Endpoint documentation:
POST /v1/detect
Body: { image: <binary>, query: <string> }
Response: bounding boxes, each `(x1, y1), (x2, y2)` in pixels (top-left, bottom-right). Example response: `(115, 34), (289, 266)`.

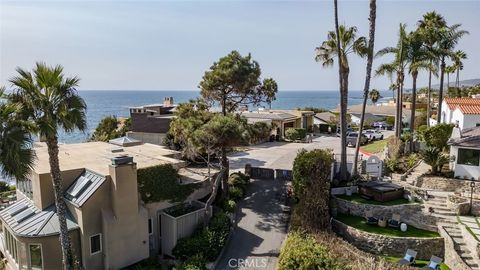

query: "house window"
(476, 123), (480, 127)
(29, 244), (42, 270)
(148, 219), (153, 235)
(4, 229), (19, 263)
(90, 234), (102, 255)
(458, 148), (480, 166)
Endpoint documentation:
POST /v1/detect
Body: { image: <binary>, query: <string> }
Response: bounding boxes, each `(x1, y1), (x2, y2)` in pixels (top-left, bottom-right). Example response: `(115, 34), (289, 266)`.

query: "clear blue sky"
(1, 0), (478, 91)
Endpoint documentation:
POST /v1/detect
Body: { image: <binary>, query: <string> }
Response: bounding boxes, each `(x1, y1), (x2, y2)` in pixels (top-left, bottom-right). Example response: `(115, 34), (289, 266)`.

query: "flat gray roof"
(240, 112), (297, 121)
(0, 198), (79, 237)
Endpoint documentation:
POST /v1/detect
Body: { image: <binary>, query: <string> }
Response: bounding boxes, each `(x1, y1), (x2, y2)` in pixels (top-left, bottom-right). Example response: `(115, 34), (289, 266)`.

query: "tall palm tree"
(0, 87), (34, 180)
(405, 30), (435, 151)
(445, 65), (456, 88)
(417, 11), (446, 126)
(435, 24), (468, 123)
(452, 50), (467, 88)
(10, 63), (86, 270)
(315, 20), (367, 180)
(352, 0), (377, 176)
(369, 89), (381, 105)
(376, 24), (408, 138)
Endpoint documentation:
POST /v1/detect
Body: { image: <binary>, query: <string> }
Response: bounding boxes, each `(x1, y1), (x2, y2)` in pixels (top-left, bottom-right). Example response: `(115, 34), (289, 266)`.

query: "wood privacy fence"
(244, 164), (292, 180)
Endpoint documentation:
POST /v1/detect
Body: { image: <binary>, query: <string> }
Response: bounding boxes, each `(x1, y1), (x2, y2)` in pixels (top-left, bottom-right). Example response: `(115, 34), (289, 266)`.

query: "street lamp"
(470, 181), (476, 215)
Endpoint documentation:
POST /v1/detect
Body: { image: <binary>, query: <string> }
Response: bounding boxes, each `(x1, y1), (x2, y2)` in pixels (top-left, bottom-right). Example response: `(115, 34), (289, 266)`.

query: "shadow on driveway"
(215, 179), (289, 270)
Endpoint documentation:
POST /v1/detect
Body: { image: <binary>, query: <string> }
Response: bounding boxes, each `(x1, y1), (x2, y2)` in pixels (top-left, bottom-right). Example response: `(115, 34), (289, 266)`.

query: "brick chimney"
(164, 97), (174, 107)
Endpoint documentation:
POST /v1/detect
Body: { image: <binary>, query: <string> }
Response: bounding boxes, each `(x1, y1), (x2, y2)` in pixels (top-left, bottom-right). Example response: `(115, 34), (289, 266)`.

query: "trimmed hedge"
(285, 128), (307, 141)
(277, 231), (342, 270)
(137, 164), (200, 203)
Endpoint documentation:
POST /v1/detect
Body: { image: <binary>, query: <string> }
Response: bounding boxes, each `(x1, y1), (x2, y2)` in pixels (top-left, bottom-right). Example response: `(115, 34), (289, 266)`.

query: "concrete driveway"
(229, 134), (343, 171)
(214, 178), (288, 270)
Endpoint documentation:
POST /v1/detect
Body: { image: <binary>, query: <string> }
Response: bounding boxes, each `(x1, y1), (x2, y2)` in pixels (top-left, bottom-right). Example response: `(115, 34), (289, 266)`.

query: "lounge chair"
(388, 213), (401, 229)
(397, 249), (417, 266)
(365, 210), (378, 225)
(421, 256), (443, 270)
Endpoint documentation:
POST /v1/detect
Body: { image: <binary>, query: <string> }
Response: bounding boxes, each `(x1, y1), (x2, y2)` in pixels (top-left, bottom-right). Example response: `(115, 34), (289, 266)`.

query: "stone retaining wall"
(416, 176), (480, 194)
(447, 195), (480, 216)
(438, 226), (471, 270)
(332, 219), (444, 260)
(333, 196), (437, 231)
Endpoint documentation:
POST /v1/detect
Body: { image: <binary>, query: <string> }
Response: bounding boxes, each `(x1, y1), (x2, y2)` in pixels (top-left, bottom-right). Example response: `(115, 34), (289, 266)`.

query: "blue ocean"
(58, 90), (392, 143)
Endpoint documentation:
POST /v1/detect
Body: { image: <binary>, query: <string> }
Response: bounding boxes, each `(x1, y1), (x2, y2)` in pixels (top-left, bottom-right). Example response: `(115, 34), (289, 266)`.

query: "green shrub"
(385, 116), (395, 126)
(172, 213), (231, 263)
(223, 200), (237, 213)
(406, 153), (418, 169)
(228, 187), (243, 201)
(227, 172), (250, 192)
(385, 158), (398, 173)
(285, 128), (307, 141)
(176, 254), (207, 270)
(420, 123), (454, 150)
(208, 213), (231, 234)
(420, 147), (449, 175)
(137, 164), (200, 203)
(277, 231), (342, 270)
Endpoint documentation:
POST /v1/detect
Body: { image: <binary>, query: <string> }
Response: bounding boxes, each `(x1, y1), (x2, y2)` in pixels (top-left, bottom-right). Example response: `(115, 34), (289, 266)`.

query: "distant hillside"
(431, 78), (480, 89)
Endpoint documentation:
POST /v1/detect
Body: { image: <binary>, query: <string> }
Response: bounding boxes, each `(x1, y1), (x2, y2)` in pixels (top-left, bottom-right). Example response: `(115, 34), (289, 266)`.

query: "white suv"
(362, 129), (383, 141)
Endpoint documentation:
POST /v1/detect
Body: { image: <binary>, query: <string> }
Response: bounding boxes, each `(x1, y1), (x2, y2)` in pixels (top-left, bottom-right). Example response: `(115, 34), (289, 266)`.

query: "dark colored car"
(346, 132), (368, 147)
(336, 127), (353, 137)
(373, 121), (392, 130)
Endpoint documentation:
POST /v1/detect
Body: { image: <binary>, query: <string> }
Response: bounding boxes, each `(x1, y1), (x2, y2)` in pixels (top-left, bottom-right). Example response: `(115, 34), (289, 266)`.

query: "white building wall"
(441, 101), (452, 124)
(451, 109), (465, 129)
(450, 146), (480, 180)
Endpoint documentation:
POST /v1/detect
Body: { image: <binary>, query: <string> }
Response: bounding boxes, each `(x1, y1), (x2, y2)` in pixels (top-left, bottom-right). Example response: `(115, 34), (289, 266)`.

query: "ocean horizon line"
(77, 89), (373, 92)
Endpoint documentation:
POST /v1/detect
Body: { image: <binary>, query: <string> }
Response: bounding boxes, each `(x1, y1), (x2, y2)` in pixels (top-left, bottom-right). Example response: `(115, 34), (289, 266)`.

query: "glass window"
(29, 244), (42, 270)
(458, 148), (480, 166)
(148, 219), (152, 235)
(90, 234), (102, 255)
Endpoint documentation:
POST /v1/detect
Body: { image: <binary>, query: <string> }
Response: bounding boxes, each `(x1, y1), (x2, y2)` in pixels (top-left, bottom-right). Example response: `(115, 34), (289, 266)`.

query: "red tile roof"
(457, 105), (480, 114)
(445, 97), (480, 108)
(444, 98), (480, 115)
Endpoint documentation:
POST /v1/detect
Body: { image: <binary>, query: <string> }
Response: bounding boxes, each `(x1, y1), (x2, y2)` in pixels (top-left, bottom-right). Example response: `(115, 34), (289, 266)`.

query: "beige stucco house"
(240, 109), (314, 137)
(0, 142), (212, 270)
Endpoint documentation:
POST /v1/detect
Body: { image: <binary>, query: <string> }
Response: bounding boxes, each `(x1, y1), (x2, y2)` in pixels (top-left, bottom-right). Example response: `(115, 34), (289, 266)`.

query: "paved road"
(215, 179), (289, 270)
(229, 132), (394, 172)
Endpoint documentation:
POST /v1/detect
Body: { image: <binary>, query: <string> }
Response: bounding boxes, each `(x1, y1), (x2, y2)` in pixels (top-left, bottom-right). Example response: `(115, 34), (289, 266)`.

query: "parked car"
(336, 127), (353, 137)
(346, 132), (368, 147)
(373, 121), (392, 130)
(363, 129), (384, 141)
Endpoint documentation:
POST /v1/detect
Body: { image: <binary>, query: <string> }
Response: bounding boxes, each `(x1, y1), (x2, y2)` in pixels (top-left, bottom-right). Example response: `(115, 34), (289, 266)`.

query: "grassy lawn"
(336, 193), (412, 206)
(384, 256), (451, 270)
(335, 213), (440, 238)
(361, 139), (387, 154)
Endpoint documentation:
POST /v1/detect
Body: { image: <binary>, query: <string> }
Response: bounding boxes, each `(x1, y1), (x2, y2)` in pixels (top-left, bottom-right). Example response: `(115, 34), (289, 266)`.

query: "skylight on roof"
(8, 203), (28, 216)
(67, 176), (92, 198)
(14, 208), (34, 223)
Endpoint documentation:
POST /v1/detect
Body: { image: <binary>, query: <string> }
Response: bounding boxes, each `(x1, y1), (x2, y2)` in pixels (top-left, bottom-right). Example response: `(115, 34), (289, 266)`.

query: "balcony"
(0, 191), (17, 210)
